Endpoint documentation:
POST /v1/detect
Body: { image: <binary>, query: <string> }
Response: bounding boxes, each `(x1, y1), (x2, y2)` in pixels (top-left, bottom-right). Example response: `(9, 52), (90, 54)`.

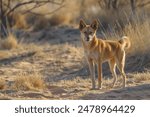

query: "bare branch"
(23, 4), (65, 16)
(2, 2), (11, 13)
(43, 4), (65, 15)
(136, 1), (150, 8)
(22, 2), (46, 14)
(6, 0), (65, 16)
(7, 0), (11, 8)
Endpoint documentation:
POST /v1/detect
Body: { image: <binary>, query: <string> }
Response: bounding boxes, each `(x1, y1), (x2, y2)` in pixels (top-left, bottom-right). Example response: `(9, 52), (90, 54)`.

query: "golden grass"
(0, 79), (6, 90)
(12, 13), (28, 29)
(48, 0), (81, 26)
(49, 14), (71, 26)
(0, 33), (18, 50)
(123, 19), (150, 54)
(0, 50), (11, 59)
(13, 73), (45, 91)
(101, 15), (150, 56)
(133, 72), (150, 83)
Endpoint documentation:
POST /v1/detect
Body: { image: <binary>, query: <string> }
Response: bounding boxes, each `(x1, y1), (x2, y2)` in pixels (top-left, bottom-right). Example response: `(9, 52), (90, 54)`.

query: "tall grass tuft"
(0, 33), (18, 50)
(13, 73), (45, 91)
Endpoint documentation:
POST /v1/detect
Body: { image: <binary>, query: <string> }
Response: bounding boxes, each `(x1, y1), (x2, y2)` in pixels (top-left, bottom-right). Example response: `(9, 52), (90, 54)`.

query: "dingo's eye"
(89, 32), (92, 34)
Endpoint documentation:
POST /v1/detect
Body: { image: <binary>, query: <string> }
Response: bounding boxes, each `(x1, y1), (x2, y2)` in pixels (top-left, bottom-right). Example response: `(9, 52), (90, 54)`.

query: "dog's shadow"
(79, 84), (150, 100)
(0, 51), (36, 65)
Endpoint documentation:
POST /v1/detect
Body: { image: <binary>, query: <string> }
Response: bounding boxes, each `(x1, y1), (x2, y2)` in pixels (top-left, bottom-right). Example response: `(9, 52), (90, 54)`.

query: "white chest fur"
(84, 50), (99, 63)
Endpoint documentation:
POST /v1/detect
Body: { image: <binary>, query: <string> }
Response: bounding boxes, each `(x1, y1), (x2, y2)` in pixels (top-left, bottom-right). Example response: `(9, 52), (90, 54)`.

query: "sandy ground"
(0, 26), (150, 100)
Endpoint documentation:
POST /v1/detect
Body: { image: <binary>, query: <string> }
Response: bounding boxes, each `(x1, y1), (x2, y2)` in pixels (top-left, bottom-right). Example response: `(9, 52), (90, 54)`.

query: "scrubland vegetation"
(0, 0), (150, 99)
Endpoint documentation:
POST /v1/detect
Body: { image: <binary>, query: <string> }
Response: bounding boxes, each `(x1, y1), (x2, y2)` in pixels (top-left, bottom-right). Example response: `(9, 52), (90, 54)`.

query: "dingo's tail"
(118, 36), (131, 50)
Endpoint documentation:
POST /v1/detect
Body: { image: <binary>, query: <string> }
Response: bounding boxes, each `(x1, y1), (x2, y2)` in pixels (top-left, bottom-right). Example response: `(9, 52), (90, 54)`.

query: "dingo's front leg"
(88, 59), (96, 90)
(98, 61), (102, 89)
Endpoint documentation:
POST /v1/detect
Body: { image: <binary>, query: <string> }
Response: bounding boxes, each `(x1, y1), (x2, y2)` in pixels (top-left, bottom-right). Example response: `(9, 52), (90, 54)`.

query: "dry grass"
(12, 13), (29, 29)
(101, 14), (150, 55)
(123, 18), (150, 54)
(49, 14), (72, 26)
(0, 33), (18, 50)
(33, 16), (50, 31)
(48, 0), (82, 26)
(0, 50), (11, 59)
(132, 72), (150, 83)
(5, 0), (150, 29)
(13, 73), (45, 91)
(0, 79), (6, 90)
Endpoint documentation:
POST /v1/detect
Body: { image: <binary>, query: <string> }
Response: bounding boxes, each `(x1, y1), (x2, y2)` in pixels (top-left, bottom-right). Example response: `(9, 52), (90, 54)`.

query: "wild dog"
(79, 19), (131, 89)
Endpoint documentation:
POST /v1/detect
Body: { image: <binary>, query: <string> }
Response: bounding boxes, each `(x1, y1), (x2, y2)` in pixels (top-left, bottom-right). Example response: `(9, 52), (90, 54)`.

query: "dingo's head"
(79, 19), (99, 42)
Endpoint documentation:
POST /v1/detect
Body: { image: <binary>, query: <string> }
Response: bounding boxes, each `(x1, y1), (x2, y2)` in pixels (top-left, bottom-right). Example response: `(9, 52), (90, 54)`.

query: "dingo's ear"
(90, 19), (99, 30)
(79, 19), (86, 31)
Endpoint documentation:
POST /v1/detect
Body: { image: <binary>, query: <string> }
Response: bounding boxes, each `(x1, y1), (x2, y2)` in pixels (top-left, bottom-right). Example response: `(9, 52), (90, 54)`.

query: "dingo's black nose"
(87, 37), (90, 41)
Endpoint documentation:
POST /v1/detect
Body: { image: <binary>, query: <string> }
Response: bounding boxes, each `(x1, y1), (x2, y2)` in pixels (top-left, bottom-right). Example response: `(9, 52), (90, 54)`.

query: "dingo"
(79, 19), (131, 89)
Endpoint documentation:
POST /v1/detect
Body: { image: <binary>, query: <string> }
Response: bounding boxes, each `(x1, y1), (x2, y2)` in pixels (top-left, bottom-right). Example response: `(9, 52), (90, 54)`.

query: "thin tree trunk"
(80, 0), (85, 17)
(130, 0), (136, 15)
(0, 0), (8, 37)
(112, 0), (118, 10)
(0, 0), (3, 38)
(108, 0), (111, 9)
